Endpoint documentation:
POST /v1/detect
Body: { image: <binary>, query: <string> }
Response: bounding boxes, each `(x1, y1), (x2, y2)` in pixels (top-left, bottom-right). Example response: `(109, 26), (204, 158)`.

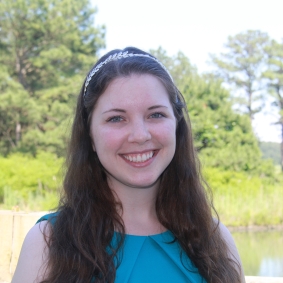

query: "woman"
(12, 47), (245, 283)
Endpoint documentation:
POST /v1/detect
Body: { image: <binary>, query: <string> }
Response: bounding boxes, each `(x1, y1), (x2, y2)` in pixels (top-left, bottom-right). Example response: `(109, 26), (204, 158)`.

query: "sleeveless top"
(37, 213), (206, 283)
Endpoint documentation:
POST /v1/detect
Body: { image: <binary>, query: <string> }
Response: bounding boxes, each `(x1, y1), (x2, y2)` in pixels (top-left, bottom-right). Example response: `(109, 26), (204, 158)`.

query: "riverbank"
(228, 224), (283, 232)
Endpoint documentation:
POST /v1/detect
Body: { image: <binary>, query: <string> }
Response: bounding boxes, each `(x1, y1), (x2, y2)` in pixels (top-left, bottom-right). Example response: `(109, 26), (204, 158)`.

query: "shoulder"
(217, 221), (236, 249)
(217, 221), (246, 283)
(12, 221), (51, 283)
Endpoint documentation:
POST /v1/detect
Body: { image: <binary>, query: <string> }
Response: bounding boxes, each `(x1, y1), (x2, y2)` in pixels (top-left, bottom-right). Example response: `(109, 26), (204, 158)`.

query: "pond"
(232, 229), (283, 276)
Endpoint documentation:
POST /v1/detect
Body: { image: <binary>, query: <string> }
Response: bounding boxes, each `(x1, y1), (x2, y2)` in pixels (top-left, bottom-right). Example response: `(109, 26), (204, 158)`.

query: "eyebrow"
(148, 105), (168, 110)
(102, 105), (168, 114)
(102, 108), (126, 114)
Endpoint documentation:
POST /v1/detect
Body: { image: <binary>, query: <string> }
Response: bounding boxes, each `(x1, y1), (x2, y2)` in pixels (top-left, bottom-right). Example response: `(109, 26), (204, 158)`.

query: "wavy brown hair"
(41, 47), (241, 283)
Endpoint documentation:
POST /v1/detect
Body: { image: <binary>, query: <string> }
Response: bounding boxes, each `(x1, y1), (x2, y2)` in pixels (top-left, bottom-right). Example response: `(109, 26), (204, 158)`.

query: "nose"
(128, 120), (151, 144)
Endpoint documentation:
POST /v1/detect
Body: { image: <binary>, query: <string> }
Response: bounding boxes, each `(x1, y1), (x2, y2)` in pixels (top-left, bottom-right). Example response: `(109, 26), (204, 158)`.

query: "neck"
(108, 180), (165, 235)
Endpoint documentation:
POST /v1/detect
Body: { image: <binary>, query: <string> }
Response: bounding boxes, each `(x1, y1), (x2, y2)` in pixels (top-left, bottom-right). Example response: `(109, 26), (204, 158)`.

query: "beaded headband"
(83, 51), (173, 98)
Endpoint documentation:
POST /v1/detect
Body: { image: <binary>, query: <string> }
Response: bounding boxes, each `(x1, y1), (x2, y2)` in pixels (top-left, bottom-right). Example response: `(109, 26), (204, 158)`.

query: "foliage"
(1, 152), (281, 227)
(152, 47), (263, 172)
(0, 152), (63, 210)
(204, 167), (283, 226)
(210, 30), (270, 121)
(0, 17), (282, 225)
(259, 141), (281, 165)
(0, 0), (105, 156)
(262, 39), (283, 170)
(0, 65), (40, 154)
(185, 75), (263, 172)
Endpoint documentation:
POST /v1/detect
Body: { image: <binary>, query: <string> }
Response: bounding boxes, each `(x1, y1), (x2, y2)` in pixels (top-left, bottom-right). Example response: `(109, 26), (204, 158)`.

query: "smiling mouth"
(123, 151), (155, 163)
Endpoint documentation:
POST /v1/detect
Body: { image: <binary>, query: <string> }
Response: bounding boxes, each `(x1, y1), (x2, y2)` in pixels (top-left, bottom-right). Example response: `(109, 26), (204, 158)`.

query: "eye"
(107, 116), (124, 123)
(150, 112), (166, 119)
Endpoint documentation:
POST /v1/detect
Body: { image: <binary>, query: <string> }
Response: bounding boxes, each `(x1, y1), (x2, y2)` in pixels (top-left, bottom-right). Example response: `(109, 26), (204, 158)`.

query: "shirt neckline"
(115, 230), (172, 239)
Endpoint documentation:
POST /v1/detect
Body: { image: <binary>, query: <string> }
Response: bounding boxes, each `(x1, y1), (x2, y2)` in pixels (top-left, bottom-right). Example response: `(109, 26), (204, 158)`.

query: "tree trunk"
(248, 85), (253, 124)
(15, 122), (21, 146)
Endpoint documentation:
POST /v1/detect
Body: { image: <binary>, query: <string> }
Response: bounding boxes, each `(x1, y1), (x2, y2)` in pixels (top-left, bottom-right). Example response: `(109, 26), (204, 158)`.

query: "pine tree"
(0, 0), (105, 155)
(263, 39), (283, 171)
(210, 30), (270, 123)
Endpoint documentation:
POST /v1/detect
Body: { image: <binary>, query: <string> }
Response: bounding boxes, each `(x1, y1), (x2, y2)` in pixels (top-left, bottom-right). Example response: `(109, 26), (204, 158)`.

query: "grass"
(0, 186), (59, 212)
(213, 183), (283, 226)
(205, 167), (283, 227)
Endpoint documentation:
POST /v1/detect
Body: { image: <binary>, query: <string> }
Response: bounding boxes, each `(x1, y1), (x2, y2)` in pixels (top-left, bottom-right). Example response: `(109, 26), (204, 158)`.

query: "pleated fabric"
(113, 231), (206, 283)
(37, 213), (206, 283)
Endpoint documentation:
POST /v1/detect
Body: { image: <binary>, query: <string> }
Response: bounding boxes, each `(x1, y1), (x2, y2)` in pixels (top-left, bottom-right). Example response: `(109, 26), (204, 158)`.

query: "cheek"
(155, 122), (176, 145)
(93, 128), (123, 153)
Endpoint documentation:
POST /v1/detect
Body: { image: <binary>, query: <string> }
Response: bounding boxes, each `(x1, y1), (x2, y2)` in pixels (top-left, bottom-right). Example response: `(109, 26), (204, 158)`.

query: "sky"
(92, 0), (283, 143)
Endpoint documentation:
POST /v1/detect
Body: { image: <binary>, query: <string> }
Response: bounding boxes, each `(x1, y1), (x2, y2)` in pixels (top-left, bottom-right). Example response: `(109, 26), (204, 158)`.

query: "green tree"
(259, 141), (281, 165)
(210, 30), (270, 123)
(150, 47), (197, 86)
(152, 48), (262, 172)
(0, 65), (40, 155)
(0, 0), (105, 156)
(263, 39), (283, 171)
(184, 73), (262, 172)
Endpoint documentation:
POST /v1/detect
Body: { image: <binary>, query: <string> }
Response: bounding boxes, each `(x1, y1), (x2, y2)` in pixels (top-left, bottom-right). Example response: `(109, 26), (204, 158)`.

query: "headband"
(83, 51), (173, 98)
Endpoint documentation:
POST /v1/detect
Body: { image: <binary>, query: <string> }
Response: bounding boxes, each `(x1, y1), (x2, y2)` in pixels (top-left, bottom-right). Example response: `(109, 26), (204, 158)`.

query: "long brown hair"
(41, 47), (241, 282)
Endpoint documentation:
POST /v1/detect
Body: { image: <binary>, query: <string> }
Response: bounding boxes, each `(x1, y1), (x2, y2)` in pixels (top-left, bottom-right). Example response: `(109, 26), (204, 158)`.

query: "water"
(232, 230), (283, 276)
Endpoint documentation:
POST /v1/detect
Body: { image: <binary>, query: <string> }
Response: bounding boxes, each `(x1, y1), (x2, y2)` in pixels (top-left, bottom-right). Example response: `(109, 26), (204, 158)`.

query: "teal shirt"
(37, 213), (206, 283)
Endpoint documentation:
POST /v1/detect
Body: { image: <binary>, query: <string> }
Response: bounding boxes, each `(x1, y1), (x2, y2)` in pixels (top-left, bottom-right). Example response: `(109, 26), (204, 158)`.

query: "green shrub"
(204, 167), (283, 226)
(0, 152), (63, 211)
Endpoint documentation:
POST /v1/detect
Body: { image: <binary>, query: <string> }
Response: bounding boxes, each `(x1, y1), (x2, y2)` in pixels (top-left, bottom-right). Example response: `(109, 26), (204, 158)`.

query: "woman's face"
(90, 74), (176, 191)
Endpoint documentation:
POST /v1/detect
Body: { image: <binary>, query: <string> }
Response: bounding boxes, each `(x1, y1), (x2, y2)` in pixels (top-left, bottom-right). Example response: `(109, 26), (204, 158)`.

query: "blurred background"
(0, 0), (282, 278)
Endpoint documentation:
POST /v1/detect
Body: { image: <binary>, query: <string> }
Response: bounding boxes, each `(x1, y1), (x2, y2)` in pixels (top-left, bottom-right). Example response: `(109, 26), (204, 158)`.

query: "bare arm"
(12, 221), (50, 283)
(218, 222), (246, 283)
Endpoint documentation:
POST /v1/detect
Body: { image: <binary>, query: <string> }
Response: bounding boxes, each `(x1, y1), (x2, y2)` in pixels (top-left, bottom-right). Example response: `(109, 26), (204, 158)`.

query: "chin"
(129, 183), (158, 189)
(106, 171), (161, 190)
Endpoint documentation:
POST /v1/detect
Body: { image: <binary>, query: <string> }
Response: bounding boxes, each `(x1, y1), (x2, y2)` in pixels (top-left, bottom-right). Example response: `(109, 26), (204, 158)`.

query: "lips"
(123, 151), (154, 163)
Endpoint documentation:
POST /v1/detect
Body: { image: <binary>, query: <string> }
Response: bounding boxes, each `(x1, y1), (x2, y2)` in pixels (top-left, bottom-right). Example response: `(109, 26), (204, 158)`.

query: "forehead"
(95, 74), (171, 110)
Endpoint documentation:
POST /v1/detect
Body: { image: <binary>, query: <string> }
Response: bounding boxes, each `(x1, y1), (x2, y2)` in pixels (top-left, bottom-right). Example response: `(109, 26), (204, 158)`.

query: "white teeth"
(123, 151), (154, 163)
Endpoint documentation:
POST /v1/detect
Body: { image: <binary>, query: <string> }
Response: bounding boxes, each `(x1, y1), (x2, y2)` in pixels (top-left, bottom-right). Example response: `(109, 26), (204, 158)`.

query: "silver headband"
(83, 51), (173, 98)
